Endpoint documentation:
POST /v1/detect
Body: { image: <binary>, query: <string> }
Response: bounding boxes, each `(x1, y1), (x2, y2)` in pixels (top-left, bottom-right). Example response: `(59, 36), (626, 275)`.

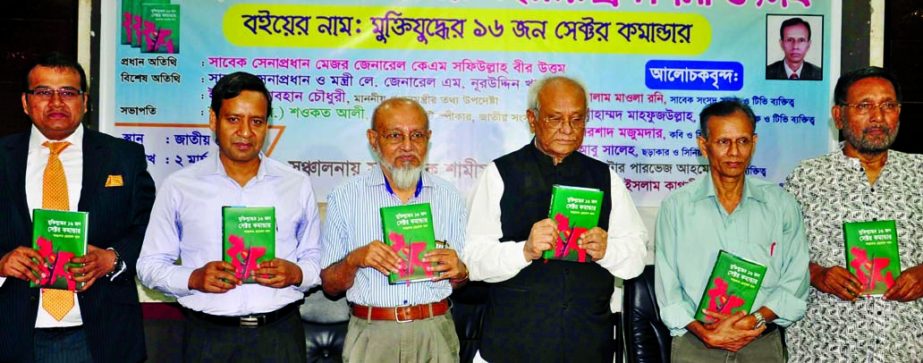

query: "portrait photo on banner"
(765, 14), (824, 81)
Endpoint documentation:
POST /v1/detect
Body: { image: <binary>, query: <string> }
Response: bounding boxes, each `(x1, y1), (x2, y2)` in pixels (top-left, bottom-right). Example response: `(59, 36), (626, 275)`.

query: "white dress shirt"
(137, 152), (322, 316)
(464, 162), (648, 283)
(784, 62), (803, 79)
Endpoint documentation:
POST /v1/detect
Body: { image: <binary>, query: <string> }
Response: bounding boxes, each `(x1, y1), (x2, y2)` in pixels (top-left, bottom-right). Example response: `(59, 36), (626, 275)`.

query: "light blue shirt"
(654, 175), (810, 336)
(137, 153), (322, 316)
(320, 168), (467, 307)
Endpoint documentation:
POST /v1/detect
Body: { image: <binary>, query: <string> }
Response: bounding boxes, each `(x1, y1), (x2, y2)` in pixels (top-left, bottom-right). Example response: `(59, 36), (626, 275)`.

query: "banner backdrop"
(101, 0), (838, 207)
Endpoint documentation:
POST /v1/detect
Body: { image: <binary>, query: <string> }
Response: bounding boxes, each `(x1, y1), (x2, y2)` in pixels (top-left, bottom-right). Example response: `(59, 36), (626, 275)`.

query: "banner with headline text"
(104, 0), (836, 206)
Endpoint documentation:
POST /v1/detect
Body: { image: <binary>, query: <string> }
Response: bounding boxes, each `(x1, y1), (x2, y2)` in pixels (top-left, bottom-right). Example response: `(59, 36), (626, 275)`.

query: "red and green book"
(695, 250), (767, 323)
(844, 220), (900, 296)
(222, 206), (275, 283)
(380, 203), (437, 284)
(544, 185), (603, 262)
(30, 209), (88, 291)
(140, 2), (180, 53)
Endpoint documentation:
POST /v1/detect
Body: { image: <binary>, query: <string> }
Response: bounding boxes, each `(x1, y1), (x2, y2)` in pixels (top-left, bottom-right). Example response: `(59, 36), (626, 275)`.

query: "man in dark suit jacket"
(766, 17), (823, 80)
(0, 53), (154, 362)
(766, 60), (822, 80)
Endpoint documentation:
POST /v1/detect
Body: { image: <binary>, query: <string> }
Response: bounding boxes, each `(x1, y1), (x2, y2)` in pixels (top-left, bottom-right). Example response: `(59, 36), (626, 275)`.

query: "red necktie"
(789, 73), (799, 80)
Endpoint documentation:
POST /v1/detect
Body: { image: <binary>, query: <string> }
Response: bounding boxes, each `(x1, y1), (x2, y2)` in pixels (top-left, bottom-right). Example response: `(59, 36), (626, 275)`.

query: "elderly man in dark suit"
(0, 52), (154, 363)
(766, 17), (823, 80)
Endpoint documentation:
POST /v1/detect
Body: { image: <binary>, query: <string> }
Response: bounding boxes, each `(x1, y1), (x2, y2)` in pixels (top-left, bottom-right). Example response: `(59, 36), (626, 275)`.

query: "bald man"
(464, 76), (647, 362)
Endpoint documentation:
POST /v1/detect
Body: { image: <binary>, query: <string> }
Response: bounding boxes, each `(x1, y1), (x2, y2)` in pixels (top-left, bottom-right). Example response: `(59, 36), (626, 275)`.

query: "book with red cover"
(222, 206), (276, 283)
(30, 209), (88, 291)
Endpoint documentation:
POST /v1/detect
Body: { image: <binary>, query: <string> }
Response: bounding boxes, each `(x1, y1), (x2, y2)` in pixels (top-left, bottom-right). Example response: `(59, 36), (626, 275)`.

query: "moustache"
(863, 126), (891, 134)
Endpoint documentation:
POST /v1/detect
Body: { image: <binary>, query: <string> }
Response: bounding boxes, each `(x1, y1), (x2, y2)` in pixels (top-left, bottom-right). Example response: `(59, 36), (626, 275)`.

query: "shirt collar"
(833, 141), (899, 178)
(784, 62), (802, 78)
(199, 151), (275, 181)
(28, 123), (84, 153)
(366, 164), (431, 197)
(691, 174), (766, 204)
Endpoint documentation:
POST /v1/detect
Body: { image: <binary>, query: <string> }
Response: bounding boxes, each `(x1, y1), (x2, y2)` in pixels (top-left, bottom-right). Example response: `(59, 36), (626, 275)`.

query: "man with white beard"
(320, 97), (469, 362)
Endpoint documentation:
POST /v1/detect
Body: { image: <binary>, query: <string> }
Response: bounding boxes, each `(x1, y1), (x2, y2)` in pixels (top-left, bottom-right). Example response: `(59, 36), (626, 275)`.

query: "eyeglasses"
(25, 87), (84, 101)
(542, 114), (586, 130)
(710, 137), (755, 150)
(842, 102), (901, 114)
(377, 130), (429, 145)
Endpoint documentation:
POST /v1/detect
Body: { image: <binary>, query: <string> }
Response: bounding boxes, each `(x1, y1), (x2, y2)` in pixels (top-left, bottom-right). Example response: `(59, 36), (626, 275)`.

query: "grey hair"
(526, 75), (589, 113)
(370, 97), (429, 129)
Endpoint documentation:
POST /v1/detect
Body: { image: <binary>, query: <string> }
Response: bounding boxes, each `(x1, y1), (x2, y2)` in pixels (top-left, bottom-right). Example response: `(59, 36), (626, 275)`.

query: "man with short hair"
(320, 97), (468, 362)
(464, 76), (647, 362)
(137, 72), (321, 362)
(0, 52), (154, 363)
(654, 99), (810, 362)
(785, 67), (923, 361)
(766, 17), (822, 80)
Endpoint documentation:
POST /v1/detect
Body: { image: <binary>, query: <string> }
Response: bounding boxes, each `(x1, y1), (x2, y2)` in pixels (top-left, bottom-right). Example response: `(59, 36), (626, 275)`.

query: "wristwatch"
(104, 247), (125, 279)
(752, 311), (766, 329)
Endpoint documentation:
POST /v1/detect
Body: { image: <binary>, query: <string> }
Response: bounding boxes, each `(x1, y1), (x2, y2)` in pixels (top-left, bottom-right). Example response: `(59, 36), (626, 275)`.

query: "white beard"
(372, 147), (424, 190)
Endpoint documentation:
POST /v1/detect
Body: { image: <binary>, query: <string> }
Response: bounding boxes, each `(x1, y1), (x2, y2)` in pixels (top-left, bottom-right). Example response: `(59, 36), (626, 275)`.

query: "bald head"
(371, 97), (429, 130)
(527, 76), (588, 113)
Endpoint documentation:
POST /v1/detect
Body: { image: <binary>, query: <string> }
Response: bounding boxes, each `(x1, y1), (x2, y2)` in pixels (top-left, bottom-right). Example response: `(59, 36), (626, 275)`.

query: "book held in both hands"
(31, 209), (88, 291)
(544, 185), (604, 262)
(380, 203), (438, 284)
(222, 206), (275, 283)
(843, 219), (901, 296)
(695, 250), (767, 323)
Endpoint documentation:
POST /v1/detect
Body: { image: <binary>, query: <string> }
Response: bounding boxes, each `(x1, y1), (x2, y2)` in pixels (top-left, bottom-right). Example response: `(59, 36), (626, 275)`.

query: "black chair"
(450, 281), (624, 363)
(622, 265), (672, 363)
(449, 281), (489, 363)
(301, 287), (350, 362)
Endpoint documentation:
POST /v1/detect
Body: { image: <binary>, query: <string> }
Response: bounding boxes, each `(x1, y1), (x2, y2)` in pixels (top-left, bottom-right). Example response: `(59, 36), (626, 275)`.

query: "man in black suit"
(766, 17), (822, 80)
(0, 53), (154, 362)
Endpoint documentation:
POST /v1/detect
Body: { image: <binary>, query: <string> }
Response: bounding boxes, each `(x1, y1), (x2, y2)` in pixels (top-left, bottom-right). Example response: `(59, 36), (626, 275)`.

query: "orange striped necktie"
(41, 141), (75, 321)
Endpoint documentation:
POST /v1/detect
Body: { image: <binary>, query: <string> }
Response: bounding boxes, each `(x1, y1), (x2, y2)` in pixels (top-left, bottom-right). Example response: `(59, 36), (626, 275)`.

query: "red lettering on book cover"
(849, 246), (895, 292)
(35, 237), (77, 290)
(388, 232), (433, 279)
(553, 213), (588, 262)
(226, 234), (266, 280)
(705, 277), (744, 323)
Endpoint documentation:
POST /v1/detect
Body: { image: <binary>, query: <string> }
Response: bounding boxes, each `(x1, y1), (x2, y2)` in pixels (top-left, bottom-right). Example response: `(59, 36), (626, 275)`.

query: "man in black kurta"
(464, 76), (648, 362)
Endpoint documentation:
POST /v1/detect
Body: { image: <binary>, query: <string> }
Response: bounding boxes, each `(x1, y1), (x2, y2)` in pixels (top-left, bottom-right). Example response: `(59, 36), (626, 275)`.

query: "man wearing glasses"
(320, 97), (469, 362)
(785, 67), (923, 361)
(0, 52), (154, 362)
(654, 99), (809, 362)
(464, 76), (647, 362)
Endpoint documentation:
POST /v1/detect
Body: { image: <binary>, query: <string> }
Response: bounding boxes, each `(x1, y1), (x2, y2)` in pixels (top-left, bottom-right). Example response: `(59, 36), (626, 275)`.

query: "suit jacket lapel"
(79, 129), (104, 212)
(3, 131), (33, 247)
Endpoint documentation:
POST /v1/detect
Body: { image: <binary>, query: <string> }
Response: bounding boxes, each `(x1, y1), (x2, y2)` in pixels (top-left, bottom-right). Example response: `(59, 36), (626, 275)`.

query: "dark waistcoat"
(480, 142), (616, 363)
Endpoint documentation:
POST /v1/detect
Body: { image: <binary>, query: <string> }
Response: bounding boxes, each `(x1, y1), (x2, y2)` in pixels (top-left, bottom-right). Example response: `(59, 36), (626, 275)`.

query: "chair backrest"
(622, 265), (672, 363)
(301, 287), (350, 362)
(450, 281), (490, 363)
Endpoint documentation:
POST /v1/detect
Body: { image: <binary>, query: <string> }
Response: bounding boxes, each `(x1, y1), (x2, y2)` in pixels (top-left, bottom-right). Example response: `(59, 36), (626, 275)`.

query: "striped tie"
(41, 141), (75, 321)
